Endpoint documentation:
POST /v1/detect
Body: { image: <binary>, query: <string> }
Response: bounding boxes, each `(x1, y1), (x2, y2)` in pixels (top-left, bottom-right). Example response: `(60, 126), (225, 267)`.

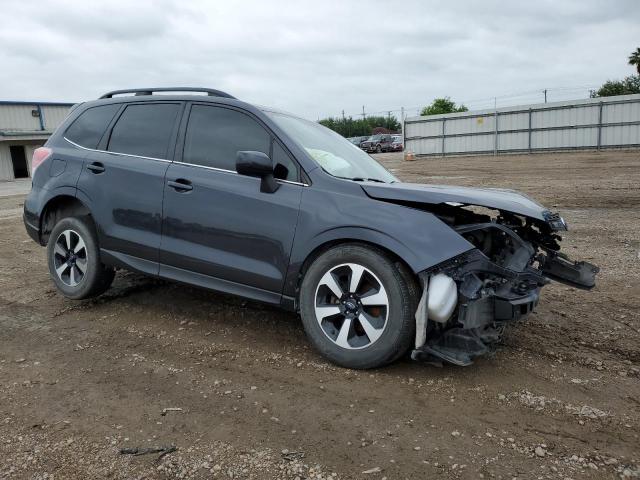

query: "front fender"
(283, 187), (475, 297)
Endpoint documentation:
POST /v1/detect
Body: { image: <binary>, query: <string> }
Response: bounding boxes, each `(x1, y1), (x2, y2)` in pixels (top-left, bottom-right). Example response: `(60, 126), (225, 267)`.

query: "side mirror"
(236, 151), (279, 193)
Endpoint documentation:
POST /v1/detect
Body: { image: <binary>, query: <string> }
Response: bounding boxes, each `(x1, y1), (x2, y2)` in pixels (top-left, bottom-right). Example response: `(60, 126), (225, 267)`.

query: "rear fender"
(24, 186), (78, 244)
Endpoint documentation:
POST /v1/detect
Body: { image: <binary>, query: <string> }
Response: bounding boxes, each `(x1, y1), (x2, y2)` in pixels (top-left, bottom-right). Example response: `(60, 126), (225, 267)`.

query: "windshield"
(266, 112), (397, 183)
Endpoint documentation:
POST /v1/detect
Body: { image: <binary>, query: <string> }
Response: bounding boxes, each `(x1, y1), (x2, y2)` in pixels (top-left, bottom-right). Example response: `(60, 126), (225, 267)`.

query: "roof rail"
(99, 87), (236, 100)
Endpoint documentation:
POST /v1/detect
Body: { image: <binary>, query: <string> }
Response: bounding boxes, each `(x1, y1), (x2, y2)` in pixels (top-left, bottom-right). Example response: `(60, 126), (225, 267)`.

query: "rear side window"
(65, 104), (120, 149)
(183, 105), (270, 171)
(108, 103), (180, 159)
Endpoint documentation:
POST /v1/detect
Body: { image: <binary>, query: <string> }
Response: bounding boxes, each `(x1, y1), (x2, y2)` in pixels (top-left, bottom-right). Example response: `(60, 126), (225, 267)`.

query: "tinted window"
(183, 105), (270, 171)
(65, 104), (120, 149)
(272, 140), (298, 181)
(108, 103), (180, 159)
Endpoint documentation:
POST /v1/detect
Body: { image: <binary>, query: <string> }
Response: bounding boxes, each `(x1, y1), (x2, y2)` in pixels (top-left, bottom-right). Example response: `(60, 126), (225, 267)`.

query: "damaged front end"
(411, 208), (599, 367)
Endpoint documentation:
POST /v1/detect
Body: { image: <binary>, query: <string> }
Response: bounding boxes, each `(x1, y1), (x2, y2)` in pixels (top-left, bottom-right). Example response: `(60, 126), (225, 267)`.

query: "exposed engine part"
(412, 328), (490, 367)
(427, 273), (458, 323)
(411, 205), (596, 367)
(540, 251), (599, 289)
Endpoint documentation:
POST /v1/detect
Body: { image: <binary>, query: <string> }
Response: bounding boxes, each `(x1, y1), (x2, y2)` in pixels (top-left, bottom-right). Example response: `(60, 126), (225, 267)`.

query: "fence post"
(597, 102), (603, 150)
(441, 118), (446, 157)
(493, 110), (498, 155)
(528, 108), (532, 153)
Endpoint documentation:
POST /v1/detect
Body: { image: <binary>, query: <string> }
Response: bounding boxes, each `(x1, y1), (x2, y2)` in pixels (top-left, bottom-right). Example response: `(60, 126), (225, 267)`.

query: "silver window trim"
(64, 137), (172, 163)
(63, 136), (309, 186)
(175, 161), (308, 187)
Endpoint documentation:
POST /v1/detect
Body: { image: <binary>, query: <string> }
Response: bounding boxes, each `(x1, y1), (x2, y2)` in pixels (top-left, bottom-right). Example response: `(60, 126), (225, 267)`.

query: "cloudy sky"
(0, 0), (637, 119)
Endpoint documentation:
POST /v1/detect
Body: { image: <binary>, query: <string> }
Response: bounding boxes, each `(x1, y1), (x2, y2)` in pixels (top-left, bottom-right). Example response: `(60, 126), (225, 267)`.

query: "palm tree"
(629, 48), (640, 75)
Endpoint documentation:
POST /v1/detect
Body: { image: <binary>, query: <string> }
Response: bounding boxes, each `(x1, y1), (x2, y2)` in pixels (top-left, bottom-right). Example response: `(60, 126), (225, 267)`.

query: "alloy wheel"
(52, 229), (88, 287)
(314, 263), (389, 349)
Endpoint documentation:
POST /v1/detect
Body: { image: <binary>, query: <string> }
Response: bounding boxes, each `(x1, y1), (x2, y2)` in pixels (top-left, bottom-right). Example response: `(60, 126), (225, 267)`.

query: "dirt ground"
(1, 150), (639, 479)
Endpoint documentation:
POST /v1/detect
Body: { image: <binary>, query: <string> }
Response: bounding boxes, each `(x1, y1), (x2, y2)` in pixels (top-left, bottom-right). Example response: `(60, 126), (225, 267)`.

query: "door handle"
(87, 162), (105, 174)
(167, 179), (193, 192)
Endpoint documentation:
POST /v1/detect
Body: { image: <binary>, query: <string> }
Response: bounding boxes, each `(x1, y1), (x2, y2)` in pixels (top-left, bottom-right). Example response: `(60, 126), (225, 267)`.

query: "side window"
(65, 104), (120, 149)
(183, 105), (270, 171)
(107, 103), (180, 159)
(272, 140), (298, 181)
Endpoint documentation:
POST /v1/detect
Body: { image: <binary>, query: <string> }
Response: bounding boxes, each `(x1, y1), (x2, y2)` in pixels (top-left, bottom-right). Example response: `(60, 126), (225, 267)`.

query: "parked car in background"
(360, 134), (393, 153)
(347, 136), (370, 148)
(389, 135), (403, 152)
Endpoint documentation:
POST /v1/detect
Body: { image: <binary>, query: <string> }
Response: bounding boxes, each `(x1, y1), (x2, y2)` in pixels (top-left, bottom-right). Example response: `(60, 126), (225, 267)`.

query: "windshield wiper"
(351, 177), (387, 183)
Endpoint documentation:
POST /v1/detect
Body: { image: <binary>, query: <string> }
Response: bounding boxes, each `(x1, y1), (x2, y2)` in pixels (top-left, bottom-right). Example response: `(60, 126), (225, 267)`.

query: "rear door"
(77, 102), (182, 274)
(159, 103), (303, 301)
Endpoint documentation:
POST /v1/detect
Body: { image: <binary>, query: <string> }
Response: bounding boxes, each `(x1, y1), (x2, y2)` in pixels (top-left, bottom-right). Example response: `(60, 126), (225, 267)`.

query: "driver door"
(159, 104), (303, 302)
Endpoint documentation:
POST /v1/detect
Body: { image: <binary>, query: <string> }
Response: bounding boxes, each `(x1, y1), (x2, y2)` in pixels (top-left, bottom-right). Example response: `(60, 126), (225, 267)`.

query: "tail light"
(31, 147), (52, 173)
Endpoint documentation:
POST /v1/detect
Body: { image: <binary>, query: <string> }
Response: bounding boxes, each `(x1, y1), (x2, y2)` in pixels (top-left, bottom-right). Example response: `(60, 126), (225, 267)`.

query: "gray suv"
(360, 134), (394, 153)
(23, 87), (598, 369)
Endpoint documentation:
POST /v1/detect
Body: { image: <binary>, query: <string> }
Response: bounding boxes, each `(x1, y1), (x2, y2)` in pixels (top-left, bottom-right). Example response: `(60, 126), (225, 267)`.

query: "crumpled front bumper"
(410, 244), (598, 366)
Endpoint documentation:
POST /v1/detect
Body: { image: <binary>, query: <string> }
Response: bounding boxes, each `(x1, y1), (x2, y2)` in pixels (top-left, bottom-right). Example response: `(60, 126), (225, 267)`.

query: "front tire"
(375, 144), (382, 153)
(299, 244), (418, 369)
(47, 216), (115, 299)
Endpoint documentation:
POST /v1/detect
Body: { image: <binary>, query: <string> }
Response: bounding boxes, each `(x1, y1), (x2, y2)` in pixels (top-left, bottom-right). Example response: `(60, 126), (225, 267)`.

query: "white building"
(0, 101), (73, 181)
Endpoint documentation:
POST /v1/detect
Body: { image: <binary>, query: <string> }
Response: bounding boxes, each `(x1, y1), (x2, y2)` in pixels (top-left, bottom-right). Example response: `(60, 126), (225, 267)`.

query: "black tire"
(375, 144), (382, 153)
(46, 216), (115, 300)
(299, 244), (418, 369)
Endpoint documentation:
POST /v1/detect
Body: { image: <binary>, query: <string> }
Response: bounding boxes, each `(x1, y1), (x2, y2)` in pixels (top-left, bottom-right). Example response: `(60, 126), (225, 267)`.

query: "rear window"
(64, 104), (120, 149)
(107, 103), (180, 159)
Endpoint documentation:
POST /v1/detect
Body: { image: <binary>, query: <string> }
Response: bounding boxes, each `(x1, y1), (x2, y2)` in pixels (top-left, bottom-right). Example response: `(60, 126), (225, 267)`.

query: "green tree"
(318, 115), (400, 137)
(591, 75), (640, 97)
(420, 97), (468, 116)
(629, 47), (640, 75)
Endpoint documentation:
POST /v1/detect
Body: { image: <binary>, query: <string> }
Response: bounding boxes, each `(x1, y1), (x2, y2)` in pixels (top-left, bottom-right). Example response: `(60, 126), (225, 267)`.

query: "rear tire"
(299, 244), (418, 369)
(47, 216), (115, 300)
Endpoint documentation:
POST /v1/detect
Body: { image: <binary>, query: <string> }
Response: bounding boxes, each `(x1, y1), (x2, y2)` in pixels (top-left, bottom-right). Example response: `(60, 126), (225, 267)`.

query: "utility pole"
(387, 111), (392, 130)
(362, 105), (366, 120)
(401, 107), (405, 148)
(543, 89), (547, 103)
(342, 110), (348, 136)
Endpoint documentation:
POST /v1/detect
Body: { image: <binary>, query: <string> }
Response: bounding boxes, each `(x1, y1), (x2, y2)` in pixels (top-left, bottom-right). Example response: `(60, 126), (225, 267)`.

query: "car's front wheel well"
(40, 195), (91, 245)
(296, 239), (419, 306)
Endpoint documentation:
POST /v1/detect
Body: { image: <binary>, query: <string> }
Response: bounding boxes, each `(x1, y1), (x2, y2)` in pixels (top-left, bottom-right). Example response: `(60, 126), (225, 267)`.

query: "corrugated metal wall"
(0, 145), (14, 181)
(0, 141), (45, 181)
(405, 94), (640, 157)
(41, 105), (72, 131)
(0, 102), (72, 181)
(0, 104), (71, 133)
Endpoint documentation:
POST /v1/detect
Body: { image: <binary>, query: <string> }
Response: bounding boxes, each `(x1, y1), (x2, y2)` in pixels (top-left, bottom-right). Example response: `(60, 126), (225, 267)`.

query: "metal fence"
(404, 93), (640, 157)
